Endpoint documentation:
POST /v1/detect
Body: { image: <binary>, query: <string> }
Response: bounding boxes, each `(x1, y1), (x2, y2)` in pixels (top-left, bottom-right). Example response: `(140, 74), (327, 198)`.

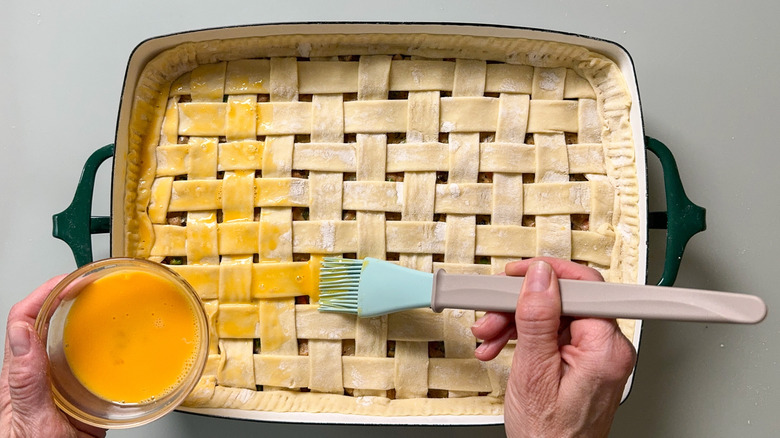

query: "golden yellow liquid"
(63, 270), (201, 404)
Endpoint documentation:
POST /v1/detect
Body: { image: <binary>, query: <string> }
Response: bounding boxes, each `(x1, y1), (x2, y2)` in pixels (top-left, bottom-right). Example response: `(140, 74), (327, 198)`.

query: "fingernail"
(525, 261), (552, 292)
(8, 323), (32, 357)
(475, 343), (487, 355)
(472, 317), (485, 329)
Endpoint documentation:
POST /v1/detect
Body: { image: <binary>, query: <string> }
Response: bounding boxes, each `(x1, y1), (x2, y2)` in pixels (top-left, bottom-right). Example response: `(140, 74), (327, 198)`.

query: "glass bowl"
(34, 258), (209, 429)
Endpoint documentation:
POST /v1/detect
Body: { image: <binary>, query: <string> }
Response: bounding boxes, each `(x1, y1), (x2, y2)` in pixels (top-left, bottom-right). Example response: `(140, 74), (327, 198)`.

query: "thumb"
(510, 260), (562, 392)
(7, 322), (58, 421)
(514, 260), (562, 351)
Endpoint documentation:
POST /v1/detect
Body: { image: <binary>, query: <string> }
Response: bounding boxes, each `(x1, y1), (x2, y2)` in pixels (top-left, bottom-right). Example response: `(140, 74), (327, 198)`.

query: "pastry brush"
(317, 257), (766, 323)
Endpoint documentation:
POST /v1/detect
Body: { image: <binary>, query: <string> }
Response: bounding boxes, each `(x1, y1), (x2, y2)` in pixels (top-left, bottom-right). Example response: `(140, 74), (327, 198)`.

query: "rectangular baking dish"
(52, 22), (706, 425)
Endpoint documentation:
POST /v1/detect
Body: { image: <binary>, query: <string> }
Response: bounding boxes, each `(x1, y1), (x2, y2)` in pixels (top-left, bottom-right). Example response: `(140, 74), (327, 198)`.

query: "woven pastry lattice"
(127, 34), (637, 416)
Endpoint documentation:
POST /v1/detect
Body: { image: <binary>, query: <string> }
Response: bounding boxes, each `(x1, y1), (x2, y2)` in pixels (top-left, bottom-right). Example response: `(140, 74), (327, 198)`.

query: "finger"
(7, 275), (68, 325)
(6, 322), (61, 426)
(510, 260), (563, 394)
(471, 311), (514, 340)
(504, 257), (603, 282)
(561, 318), (637, 384)
(4, 275), (67, 371)
(474, 324), (516, 361)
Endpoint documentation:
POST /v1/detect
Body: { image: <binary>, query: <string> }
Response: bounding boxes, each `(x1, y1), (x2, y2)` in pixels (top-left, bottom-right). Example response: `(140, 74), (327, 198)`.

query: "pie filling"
(123, 33), (639, 416)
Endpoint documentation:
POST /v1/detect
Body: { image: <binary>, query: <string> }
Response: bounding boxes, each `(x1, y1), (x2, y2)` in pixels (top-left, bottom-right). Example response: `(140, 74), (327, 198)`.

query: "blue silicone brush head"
(318, 257), (433, 317)
(318, 257), (364, 313)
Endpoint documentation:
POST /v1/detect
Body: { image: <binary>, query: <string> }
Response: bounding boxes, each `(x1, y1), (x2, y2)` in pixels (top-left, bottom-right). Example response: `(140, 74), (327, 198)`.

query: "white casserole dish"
(53, 22), (706, 426)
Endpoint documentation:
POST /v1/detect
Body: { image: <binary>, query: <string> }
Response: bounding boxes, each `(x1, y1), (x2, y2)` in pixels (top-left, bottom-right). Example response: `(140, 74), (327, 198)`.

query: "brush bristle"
(317, 257), (363, 314)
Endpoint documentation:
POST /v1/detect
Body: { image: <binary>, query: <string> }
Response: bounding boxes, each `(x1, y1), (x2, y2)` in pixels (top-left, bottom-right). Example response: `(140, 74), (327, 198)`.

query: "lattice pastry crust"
(123, 33), (639, 416)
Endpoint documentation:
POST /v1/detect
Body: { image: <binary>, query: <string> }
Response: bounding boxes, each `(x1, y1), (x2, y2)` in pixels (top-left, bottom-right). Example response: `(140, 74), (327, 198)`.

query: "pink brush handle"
(430, 271), (767, 324)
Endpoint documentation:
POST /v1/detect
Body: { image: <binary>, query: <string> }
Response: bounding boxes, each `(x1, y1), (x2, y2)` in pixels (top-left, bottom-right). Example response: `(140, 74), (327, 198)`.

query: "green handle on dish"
(52, 144), (114, 267)
(645, 136), (707, 286)
(52, 139), (706, 283)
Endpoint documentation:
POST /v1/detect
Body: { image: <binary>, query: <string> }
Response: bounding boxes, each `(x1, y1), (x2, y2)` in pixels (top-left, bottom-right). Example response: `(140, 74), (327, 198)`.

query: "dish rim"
(108, 22), (647, 425)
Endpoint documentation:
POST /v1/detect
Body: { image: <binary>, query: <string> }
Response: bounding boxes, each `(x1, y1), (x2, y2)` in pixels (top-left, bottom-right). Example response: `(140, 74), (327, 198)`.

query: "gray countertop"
(2, 1), (778, 437)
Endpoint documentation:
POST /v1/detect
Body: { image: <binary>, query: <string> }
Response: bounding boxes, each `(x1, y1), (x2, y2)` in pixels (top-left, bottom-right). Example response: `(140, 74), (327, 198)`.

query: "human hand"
(1, 276), (107, 438)
(471, 258), (636, 438)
